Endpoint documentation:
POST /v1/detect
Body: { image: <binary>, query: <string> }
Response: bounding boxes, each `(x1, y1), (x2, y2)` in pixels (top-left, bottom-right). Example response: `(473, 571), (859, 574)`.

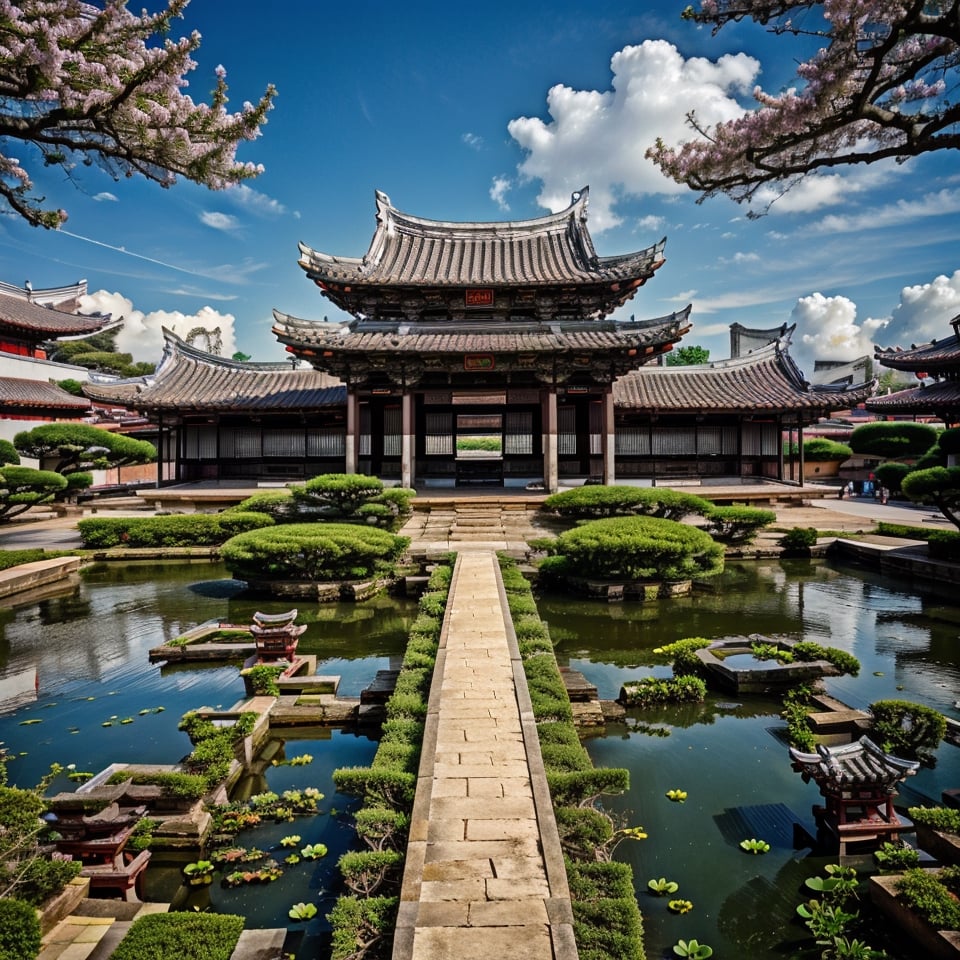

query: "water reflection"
(538, 558), (960, 960)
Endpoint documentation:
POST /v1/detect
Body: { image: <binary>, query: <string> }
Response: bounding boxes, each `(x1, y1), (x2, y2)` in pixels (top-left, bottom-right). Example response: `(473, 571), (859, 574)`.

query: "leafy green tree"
(665, 344), (710, 366)
(850, 422), (939, 460)
(0, 467), (67, 521)
(0, 440), (19, 465)
(901, 466), (960, 530)
(46, 332), (156, 378)
(13, 424), (156, 495)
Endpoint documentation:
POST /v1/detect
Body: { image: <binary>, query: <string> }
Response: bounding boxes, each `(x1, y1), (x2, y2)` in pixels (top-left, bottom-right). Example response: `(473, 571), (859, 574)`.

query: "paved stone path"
(393, 551), (577, 960)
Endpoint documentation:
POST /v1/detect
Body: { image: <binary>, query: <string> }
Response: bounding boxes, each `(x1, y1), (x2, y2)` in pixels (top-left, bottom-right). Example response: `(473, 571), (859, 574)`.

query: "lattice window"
(589, 401), (603, 456)
(307, 429), (345, 457)
(615, 427), (650, 456)
(263, 429), (305, 457)
(653, 427), (695, 455)
(231, 429), (261, 458)
(183, 426), (219, 459)
(425, 413), (453, 456)
(359, 405), (371, 457)
(558, 406), (576, 455)
(505, 411), (533, 455)
(383, 406), (402, 458)
(698, 426), (724, 455)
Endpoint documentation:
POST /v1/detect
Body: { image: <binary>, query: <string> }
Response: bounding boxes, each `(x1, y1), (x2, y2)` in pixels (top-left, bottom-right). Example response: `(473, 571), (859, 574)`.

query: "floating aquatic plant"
(280, 835), (301, 848)
(666, 788), (688, 803)
(673, 939), (713, 958)
(288, 902), (317, 921)
(648, 877), (679, 895)
(300, 843), (328, 860)
(668, 899), (694, 914)
(740, 838), (771, 855)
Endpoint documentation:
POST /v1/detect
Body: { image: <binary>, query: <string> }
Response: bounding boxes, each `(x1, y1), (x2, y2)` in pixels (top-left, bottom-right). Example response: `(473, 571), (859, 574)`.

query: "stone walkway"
(393, 551), (577, 960)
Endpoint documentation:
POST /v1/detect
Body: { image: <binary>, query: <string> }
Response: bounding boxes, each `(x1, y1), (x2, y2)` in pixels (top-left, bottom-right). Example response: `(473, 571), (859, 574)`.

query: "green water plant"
(301, 843), (328, 860)
(666, 788), (687, 803)
(740, 837), (770, 854)
(668, 899), (694, 914)
(288, 901), (317, 921)
(182, 860), (215, 885)
(280, 835), (301, 848)
(673, 939), (713, 958)
(873, 841), (920, 871)
(648, 877), (679, 895)
(796, 900), (858, 940)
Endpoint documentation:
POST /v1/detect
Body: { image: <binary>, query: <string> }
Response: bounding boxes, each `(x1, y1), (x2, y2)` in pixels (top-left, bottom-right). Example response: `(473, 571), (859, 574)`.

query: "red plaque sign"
(465, 288), (494, 307)
(464, 354), (495, 372)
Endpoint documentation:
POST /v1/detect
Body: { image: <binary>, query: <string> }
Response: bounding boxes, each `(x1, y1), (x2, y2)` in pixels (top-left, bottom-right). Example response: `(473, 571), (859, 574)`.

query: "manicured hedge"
(220, 522), (409, 582)
(108, 913), (244, 960)
(542, 485), (712, 521)
(850, 421), (939, 458)
(538, 515), (724, 583)
(0, 898), (41, 960)
(77, 511), (274, 548)
(701, 505), (776, 544)
(802, 438), (852, 461)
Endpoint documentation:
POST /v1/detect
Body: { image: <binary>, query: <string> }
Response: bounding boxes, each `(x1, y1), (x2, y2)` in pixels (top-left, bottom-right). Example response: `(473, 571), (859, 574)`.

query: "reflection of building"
(868, 314), (960, 424)
(86, 190), (873, 490)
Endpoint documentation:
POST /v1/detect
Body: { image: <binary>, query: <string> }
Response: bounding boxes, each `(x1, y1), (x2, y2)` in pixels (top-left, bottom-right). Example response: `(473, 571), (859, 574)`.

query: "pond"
(3, 556), (959, 959)
(0, 560), (416, 958)
(538, 557), (960, 960)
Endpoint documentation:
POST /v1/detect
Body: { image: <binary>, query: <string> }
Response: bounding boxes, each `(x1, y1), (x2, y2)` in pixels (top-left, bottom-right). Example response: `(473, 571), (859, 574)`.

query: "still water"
(0, 560), (414, 958)
(539, 557), (960, 959)
(2, 557), (959, 958)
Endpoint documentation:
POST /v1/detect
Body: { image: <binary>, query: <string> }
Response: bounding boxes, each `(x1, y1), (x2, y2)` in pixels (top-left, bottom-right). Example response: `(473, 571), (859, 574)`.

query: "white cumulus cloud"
(78, 290), (238, 365)
(490, 176), (512, 211)
(882, 269), (960, 347)
(790, 293), (888, 373)
(506, 39), (760, 231)
(200, 211), (240, 231)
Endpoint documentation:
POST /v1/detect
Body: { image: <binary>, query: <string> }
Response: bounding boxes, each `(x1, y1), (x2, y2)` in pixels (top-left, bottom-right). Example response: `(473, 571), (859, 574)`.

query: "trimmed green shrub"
(108, 912), (244, 960)
(107, 769), (208, 800)
(555, 806), (615, 856)
(702, 505), (776, 544)
(565, 859), (636, 902)
(927, 529), (960, 561)
(652, 637), (711, 676)
(0, 466), (68, 521)
(0, 439), (19, 465)
(354, 808), (409, 851)
(338, 849), (405, 896)
(547, 769), (631, 807)
(0, 898), (41, 960)
(333, 767), (417, 808)
(791, 641), (860, 676)
(226, 490), (298, 521)
(540, 742), (594, 773)
(875, 461), (912, 495)
(290, 473), (414, 529)
(77, 512), (273, 548)
(908, 806), (960, 835)
(619, 675), (707, 707)
(850, 421), (939, 459)
(241, 664), (284, 696)
(779, 527), (818, 553)
(803, 438), (852, 461)
(938, 426), (960, 455)
(543, 485), (711, 521)
(538, 516), (724, 583)
(895, 868), (960, 930)
(572, 898), (645, 960)
(328, 895), (399, 960)
(0, 548), (74, 570)
(220, 522), (410, 582)
(870, 700), (946, 761)
(901, 466), (960, 529)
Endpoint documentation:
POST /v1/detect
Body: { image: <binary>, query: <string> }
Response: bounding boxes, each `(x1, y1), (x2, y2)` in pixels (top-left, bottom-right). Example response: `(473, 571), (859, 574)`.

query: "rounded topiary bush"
(538, 516), (724, 582)
(850, 421), (939, 459)
(542, 485), (712, 521)
(803, 438), (852, 461)
(0, 898), (41, 960)
(220, 523), (410, 582)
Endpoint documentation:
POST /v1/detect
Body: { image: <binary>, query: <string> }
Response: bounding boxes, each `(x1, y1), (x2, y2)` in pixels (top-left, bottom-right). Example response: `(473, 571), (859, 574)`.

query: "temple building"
(0, 280), (114, 439)
(85, 189), (874, 490)
(867, 313), (960, 424)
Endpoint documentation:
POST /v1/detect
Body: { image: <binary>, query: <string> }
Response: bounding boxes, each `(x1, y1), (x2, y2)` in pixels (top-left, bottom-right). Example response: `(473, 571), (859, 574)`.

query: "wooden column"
(603, 390), (615, 485)
(345, 391), (359, 475)
(543, 389), (558, 493)
(401, 391), (414, 488)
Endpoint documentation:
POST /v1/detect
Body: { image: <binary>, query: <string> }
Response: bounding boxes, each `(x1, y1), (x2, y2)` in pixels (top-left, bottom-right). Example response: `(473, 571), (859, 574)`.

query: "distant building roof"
(729, 322), (789, 358)
(790, 736), (919, 790)
(0, 288), (110, 340)
(82, 329), (346, 414)
(0, 376), (92, 415)
(614, 332), (875, 415)
(0, 278), (88, 313)
(867, 380), (960, 417)
(297, 188), (667, 320)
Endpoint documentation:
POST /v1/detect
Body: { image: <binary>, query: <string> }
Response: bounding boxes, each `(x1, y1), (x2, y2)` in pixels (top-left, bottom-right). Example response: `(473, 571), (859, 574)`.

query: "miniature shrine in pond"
(85, 189), (874, 490)
(789, 736), (919, 856)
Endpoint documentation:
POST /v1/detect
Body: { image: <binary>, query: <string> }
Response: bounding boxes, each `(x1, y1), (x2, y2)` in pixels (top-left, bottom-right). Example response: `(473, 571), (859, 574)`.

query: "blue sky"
(1, 0), (958, 376)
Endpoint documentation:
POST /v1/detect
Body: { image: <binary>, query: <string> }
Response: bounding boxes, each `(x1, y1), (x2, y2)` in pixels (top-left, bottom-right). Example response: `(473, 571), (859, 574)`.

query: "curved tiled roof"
(0, 377), (92, 412)
(272, 308), (692, 356)
(614, 335), (875, 413)
(82, 331), (346, 413)
(866, 379), (960, 416)
(0, 290), (109, 338)
(298, 187), (666, 289)
(0, 278), (88, 313)
(874, 333), (960, 372)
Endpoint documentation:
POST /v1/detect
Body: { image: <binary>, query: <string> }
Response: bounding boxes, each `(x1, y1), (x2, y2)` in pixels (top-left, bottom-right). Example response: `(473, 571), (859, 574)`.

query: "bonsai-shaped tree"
(290, 473), (414, 529)
(14, 424), (156, 497)
(901, 466), (960, 530)
(849, 422), (939, 461)
(0, 467), (68, 522)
